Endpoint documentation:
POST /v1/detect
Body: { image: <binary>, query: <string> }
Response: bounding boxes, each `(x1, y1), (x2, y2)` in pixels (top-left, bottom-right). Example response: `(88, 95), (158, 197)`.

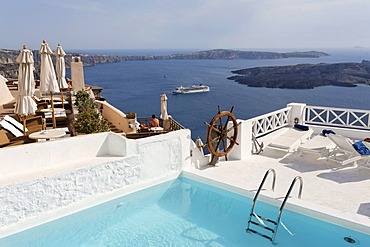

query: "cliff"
(0, 49), (122, 79)
(0, 48), (329, 79)
(228, 61), (370, 89)
(164, 49), (329, 60)
(117, 49), (329, 60)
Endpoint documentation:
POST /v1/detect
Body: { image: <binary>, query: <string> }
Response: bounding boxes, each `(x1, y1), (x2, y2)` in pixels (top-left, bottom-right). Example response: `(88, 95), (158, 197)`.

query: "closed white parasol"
(39, 40), (60, 94)
(160, 93), (168, 120)
(54, 44), (68, 89)
(14, 45), (37, 116)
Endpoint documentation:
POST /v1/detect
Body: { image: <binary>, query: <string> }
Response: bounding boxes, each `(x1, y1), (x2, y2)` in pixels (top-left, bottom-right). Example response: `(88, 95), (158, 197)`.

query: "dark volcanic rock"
(0, 48), (329, 80)
(140, 49), (329, 60)
(0, 49), (121, 80)
(228, 61), (370, 89)
(171, 49), (329, 60)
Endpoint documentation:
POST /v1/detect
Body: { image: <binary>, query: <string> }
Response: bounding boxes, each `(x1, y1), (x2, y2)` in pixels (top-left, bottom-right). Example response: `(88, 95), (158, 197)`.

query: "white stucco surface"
(0, 130), (191, 232)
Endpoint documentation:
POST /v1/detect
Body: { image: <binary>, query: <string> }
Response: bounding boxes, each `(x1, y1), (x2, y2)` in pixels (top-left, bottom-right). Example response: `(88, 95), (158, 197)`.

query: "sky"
(2, 0), (370, 51)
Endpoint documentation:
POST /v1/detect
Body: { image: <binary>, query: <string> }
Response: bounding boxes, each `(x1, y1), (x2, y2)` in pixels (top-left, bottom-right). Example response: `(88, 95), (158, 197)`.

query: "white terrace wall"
(228, 104), (294, 160)
(0, 130), (191, 228)
(228, 102), (370, 160)
(97, 100), (134, 134)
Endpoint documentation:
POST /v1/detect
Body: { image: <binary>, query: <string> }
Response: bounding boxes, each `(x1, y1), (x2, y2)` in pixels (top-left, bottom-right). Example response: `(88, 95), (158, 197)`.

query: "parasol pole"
(50, 91), (56, 128)
(22, 115), (27, 135)
(61, 90), (64, 108)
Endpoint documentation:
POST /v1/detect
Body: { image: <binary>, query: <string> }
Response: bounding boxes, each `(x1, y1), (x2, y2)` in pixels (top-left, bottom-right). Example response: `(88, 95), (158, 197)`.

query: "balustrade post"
(287, 103), (307, 125)
(228, 119), (252, 160)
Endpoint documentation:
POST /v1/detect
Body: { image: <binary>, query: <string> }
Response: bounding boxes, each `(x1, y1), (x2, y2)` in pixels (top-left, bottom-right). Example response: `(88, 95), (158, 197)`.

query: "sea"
(67, 48), (370, 141)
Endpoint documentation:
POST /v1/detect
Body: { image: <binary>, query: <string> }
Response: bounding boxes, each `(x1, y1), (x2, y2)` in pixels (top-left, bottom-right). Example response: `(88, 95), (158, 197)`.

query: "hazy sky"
(2, 0), (370, 51)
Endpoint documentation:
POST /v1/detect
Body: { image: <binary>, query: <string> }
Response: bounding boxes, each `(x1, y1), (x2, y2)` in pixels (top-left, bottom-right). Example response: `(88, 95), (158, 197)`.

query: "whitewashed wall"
(0, 130), (191, 228)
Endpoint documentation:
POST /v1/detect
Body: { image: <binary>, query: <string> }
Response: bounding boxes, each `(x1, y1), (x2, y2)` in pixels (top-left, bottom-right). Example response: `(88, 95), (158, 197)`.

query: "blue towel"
(353, 141), (370, 155)
(294, 124), (309, 131)
(322, 129), (336, 136)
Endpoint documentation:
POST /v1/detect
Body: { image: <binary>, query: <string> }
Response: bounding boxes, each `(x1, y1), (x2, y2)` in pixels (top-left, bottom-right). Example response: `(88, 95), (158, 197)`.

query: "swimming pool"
(1, 176), (369, 246)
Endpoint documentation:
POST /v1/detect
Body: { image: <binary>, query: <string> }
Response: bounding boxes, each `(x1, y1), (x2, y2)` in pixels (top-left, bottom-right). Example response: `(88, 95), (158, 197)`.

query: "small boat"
(173, 84), (210, 94)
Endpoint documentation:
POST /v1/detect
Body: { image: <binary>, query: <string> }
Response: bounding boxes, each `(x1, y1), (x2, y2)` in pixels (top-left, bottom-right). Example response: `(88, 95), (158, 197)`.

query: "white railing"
(305, 105), (370, 130)
(251, 107), (291, 137)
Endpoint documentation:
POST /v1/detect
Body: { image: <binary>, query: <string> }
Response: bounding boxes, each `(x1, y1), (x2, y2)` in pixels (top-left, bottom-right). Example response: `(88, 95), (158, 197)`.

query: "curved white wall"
(0, 130), (191, 229)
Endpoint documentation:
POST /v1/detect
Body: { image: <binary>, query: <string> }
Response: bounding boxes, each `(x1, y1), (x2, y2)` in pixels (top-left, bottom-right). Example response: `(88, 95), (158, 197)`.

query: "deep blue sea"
(68, 48), (370, 141)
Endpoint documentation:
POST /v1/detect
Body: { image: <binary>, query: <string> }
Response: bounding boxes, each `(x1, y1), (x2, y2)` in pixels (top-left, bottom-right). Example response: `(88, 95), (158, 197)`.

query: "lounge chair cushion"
(353, 141), (370, 155)
(4, 115), (28, 132)
(268, 127), (313, 152)
(0, 120), (23, 137)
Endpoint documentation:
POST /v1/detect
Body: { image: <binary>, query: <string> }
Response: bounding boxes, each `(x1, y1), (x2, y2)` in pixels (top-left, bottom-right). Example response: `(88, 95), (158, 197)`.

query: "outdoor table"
(40, 108), (65, 113)
(29, 129), (66, 141)
(150, 127), (164, 132)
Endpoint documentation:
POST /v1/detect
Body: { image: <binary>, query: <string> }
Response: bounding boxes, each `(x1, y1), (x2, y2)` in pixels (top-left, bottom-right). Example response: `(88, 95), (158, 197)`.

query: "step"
(250, 214), (277, 225)
(246, 228), (273, 241)
(248, 220), (275, 233)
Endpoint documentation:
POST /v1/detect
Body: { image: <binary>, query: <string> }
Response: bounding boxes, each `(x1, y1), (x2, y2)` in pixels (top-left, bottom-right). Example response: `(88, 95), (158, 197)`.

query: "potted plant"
(72, 91), (110, 134)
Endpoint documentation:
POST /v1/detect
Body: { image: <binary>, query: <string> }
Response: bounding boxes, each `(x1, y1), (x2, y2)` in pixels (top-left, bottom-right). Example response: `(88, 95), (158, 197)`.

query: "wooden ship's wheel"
(204, 106), (241, 163)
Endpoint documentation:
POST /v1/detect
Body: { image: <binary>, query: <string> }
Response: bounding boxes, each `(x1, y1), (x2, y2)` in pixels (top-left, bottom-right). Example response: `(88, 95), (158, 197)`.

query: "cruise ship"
(1, 63), (370, 246)
(173, 84), (210, 94)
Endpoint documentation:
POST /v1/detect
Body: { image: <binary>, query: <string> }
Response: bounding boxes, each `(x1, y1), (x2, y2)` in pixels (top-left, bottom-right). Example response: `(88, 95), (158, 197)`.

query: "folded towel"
(353, 141), (370, 155)
(294, 124), (309, 131)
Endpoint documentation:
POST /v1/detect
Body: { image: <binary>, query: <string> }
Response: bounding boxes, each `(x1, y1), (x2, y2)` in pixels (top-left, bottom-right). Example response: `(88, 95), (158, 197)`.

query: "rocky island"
(150, 49), (329, 60)
(0, 48), (328, 79)
(228, 61), (370, 89)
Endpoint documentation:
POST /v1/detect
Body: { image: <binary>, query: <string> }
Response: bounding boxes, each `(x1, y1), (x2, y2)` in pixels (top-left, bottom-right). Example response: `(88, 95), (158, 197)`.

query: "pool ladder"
(246, 168), (303, 244)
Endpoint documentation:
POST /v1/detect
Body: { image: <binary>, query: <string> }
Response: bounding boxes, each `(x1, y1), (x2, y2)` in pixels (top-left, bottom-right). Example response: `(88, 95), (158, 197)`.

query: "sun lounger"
(0, 129), (28, 147)
(0, 119), (24, 137)
(297, 135), (334, 156)
(4, 115), (28, 132)
(327, 134), (370, 166)
(267, 127), (314, 152)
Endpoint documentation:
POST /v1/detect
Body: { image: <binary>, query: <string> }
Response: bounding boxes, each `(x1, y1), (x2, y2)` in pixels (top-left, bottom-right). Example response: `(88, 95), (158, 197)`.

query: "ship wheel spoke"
(226, 124), (237, 132)
(226, 136), (235, 144)
(218, 117), (224, 131)
(210, 135), (221, 143)
(229, 106), (234, 114)
(221, 138), (227, 151)
(226, 136), (239, 145)
(211, 125), (222, 134)
(211, 139), (222, 155)
(204, 122), (222, 134)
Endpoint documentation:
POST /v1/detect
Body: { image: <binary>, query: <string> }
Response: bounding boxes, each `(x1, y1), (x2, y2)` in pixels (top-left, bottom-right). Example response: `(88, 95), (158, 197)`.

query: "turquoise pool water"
(1, 177), (369, 246)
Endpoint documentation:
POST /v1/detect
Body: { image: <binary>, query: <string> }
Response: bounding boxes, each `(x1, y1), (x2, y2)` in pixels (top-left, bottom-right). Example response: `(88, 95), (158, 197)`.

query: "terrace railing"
(168, 117), (186, 131)
(251, 107), (291, 138)
(305, 105), (370, 130)
(137, 116), (185, 131)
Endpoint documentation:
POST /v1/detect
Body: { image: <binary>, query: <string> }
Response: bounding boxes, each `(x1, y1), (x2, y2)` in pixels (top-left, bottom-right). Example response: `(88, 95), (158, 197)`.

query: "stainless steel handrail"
(272, 176), (303, 243)
(246, 168), (276, 230)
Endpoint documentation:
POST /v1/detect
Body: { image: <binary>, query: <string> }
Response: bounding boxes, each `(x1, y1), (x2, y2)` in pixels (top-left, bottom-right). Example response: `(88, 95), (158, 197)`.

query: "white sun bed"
(0, 115), (28, 137)
(297, 135), (334, 156)
(267, 127), (314, 152)
(327, 134), (370, 167)
(0, 120), (23, 137)
(4, 115), (28, 133)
